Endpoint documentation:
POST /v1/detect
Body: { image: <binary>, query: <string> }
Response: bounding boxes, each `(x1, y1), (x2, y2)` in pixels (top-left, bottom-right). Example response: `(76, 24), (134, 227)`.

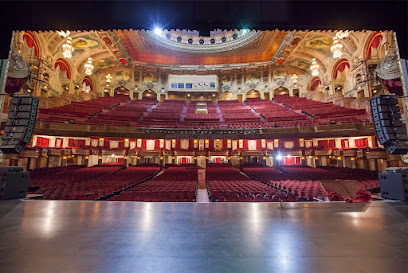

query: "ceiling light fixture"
(336, 30), (350, 40)
(331, 36), (343, 59)
(84, 57), (94, 75)
(59, 31), (74, 59)
(106, 73), (112, 83)
(310, 58), (319, 76)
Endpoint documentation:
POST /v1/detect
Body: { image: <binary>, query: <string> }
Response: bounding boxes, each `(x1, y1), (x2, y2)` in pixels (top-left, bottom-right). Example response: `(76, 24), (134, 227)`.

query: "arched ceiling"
(27, 29), (386, 77)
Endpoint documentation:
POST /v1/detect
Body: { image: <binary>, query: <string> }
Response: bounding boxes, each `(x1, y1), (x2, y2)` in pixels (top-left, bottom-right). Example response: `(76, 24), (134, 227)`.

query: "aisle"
(196, 169), (210, 202)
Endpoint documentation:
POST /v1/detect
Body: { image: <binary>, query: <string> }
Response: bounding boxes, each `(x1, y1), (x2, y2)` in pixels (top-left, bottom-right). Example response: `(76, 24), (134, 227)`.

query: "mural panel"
(272, 70), (287, 82)
(93, 58), (116, 73)
(245, 71), (260, 86)
(71, 36), (99, 50)
(304, 36), (332, 55)
(143, 72), (157, 85)
(115, 70), (131, 82)
(288, 59), (311, 72)
(220, 74), (233, 88)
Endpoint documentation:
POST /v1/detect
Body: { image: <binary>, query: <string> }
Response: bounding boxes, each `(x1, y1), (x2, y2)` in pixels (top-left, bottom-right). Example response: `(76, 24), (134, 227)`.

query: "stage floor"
(0, 200), (407, 273)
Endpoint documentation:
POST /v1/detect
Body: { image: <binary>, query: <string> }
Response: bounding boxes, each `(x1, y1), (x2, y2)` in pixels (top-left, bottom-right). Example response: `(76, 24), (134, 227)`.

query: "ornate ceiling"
(113, 29), (287, 65)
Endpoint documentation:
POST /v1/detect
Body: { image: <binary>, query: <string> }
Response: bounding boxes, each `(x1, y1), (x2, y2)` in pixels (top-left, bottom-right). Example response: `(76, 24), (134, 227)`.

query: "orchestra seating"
(218, 100), (265, 129)
(245, 98), (315, 127)
(90, 98), (158, 126)
(319, 166), (380, 190)
(30, 165), (160, 200)
(180, 101), (222, 129)
(242, 166), (327, 200)
(137, 100), (186, 128)
(206, 163), (296, 202)
(273, 95), (370, 124)
(110, 167), (198, 202)
(37, 95), (130, 123)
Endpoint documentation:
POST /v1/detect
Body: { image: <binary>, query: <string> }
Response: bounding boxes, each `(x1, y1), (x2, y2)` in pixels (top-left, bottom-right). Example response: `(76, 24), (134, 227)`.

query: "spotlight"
(276, 154), (283, 161)
(242, 29), (249, 35)
(154, 27), (162, 35)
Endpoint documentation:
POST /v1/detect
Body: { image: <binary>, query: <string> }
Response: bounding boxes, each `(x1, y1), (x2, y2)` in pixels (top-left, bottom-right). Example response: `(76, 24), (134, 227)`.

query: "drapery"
(382, 78), (403, 96)
(366, 32), (383, 60)
(333, 59), (350, 80)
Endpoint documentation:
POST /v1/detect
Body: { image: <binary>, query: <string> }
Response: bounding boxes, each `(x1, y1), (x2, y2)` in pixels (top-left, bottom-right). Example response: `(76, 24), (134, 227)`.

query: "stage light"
(154, 27), (162, 35)
(276, 154), (283, 161)
(242, 29), (249, 35)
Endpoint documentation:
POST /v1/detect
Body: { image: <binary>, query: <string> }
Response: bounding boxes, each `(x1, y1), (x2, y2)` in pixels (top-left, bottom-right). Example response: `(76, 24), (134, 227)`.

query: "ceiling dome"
(141, 29), (263, 54)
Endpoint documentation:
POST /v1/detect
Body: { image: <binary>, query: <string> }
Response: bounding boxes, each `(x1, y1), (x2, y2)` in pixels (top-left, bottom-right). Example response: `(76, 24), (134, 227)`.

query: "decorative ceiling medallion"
(141, 29), (263, 53)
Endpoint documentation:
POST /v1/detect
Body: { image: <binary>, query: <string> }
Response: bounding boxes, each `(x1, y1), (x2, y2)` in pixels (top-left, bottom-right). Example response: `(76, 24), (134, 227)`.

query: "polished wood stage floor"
(0, 200), (407, 273)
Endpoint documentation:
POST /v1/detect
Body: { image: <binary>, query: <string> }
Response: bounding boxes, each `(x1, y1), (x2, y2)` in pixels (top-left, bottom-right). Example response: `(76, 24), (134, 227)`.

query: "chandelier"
(84, 57), (94, 75)
(106, 73), (112, 83)
(336, 30), (350, 40)
(331, 36), (343, 59)
(310, 58), (319, 76)
(291, 73), (298, 85)
(59, 31), (74, 59)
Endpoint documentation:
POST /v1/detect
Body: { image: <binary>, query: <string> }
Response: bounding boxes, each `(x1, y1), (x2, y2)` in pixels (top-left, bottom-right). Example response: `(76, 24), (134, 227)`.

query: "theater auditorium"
(0, 25), (407, 272)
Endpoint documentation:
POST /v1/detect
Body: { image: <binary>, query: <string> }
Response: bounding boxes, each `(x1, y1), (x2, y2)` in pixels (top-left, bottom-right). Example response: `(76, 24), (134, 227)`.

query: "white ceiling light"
(106, 73), (112, 83)
(310, 58), (319, 76)
(84, 57), (94, 75)
(336, 30), (350, 40)
(331, 36), (343, 59)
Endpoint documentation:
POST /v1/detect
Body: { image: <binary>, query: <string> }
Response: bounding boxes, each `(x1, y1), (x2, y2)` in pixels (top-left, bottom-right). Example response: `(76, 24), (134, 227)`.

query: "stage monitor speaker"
(0, 95), (40, 154)
(378, 167), (408, 200)
(0, 166), (29, 200)
(369, 95), (408, 154)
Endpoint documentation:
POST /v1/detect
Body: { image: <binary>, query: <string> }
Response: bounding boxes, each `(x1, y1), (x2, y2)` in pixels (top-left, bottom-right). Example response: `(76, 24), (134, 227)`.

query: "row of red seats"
(40, 167), (160, 200)
(206, 165), (300, 202)
(242, 166), (327, 200)
(110, 167), (198, 202)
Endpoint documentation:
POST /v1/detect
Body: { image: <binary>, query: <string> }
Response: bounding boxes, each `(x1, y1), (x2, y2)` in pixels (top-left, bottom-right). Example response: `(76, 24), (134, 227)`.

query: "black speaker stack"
(370, 95), (408, 155)
(0, 166), (29, 200)
(0, 95), (40, 154)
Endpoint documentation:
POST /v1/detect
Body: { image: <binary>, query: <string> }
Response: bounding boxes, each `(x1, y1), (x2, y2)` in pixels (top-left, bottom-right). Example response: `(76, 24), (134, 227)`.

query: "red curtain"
(282, 156), (301, 166)
(382, 79), (403, 96)
(366, 32), (383, 59)
(310, 77), (321, 91)
(82, 77), (93, 90)
(68, 139), (75, 147)
(116, 158), (124, 164)
(77, 140), (86, 147)
(355, 139), (366, 148)
(5, 77), (27, 94)
(23, 31), (40, 57)
(328, 139), (336, 148)
(36, 137), (49, 147)
(318, 140), (328, 148)
(341, 139), (349, 149)
(333, 59), (350, 80)
(55, 58), (71, 79)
